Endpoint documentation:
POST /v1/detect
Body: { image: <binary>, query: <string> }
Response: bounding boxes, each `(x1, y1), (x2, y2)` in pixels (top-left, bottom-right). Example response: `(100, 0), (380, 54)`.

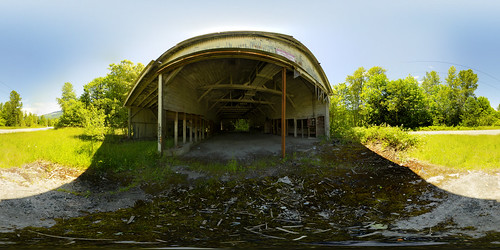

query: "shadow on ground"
(0, 132), (499, 248)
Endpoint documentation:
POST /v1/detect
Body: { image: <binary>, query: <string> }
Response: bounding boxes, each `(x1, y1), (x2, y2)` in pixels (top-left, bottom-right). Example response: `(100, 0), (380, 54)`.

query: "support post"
(202, 119), (205, 140)
(301, 119), (304, 138)
(157, 74), (163, 154)
(294, 118), (297, 138)
(189, 117), (193, 143)
(174, 111), (178, 147)
(194, 116), (198, 142)
(281, 67), (286, 158)
(183, 113), (186, 144)
(127, 108), (132, 139)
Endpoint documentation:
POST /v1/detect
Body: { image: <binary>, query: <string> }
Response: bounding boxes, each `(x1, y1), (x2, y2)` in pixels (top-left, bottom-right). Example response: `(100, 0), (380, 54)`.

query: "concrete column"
(325, 100), (330, 138)
(183, 113), (186, 144)
(157, 74), (163, 154)
(294, 118), (297, 138)
(189, 117), (193, 143)
(174, 111), (178, 147)
(281, 67), (286, 158)
(202, 119), (205, 140)
(194, 116), (198, 142)
(301, 119), (304, 138)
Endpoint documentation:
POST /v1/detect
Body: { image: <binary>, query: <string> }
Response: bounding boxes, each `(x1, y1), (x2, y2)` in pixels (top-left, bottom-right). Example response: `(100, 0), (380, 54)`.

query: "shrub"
(354, 125), (420, 151)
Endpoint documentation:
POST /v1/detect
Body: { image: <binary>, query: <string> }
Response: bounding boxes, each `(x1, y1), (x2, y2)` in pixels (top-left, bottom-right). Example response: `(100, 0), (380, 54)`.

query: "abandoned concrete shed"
(124, 31), (332, 154)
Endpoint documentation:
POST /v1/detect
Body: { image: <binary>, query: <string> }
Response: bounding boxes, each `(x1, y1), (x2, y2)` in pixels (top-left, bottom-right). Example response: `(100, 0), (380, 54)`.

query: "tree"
(345, 67), (367, 126)
(461, 96), (496, 126)
(421, 71), (440, 96)
(3, 90), (23, 126)
(362, 68), (390, 125)
(420, 71), (441, 125)
(0, 102), (5, 126)
(57, 82), (85, 127)
(82, 60), (144, 130)
(384, 75), (431, 128)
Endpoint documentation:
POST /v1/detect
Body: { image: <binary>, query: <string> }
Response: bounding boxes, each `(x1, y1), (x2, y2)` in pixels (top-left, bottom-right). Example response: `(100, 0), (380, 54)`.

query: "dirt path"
(0, 161), (150, 233)
(0, 141), (499, 247)
(411, 129), (500, 135)
(0, 127), (54, 134)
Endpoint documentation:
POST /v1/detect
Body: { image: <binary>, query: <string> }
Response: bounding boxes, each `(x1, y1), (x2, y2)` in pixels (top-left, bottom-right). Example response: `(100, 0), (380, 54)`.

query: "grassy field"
(0, 128), (157, 171)
(415, 125), (500, 131)
(409, 134), (500, 170)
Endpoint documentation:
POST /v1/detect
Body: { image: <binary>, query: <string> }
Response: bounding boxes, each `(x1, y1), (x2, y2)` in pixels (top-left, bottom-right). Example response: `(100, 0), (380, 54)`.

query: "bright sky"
(1, 0), (499, 115)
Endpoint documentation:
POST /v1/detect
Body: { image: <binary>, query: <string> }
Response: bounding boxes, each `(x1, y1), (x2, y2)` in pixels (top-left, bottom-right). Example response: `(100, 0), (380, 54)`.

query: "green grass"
(354, 125), (421, 151)
(416, 125), (500, 131)
(0, 128), (158, 172)
(409, 134), (500, 170)
(0, 128), (98, 169)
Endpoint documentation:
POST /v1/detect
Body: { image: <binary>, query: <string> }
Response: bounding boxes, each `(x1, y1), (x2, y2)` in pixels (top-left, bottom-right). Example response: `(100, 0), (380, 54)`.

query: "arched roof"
(125, 31), (331, 109)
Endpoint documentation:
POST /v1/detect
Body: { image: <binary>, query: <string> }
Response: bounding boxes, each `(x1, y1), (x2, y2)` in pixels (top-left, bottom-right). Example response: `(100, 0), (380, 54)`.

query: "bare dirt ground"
(0, 134), (499, 247)
(367, 143), (500, 238)
(0, 161), (151, 233)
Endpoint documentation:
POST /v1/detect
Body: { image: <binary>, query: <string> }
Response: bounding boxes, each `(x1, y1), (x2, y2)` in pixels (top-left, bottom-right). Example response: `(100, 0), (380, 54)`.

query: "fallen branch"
(28, 230), (114, 241)
(276, 227), (299, 234)
(244, 227), (285, 240)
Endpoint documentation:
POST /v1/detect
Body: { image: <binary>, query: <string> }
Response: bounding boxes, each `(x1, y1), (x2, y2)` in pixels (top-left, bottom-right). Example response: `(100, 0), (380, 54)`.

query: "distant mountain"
(42, 111), (63, 119)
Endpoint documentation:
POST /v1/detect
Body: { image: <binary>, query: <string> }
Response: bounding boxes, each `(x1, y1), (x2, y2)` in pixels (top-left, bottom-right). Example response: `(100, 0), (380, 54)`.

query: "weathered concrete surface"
(182, 133), (319, 161)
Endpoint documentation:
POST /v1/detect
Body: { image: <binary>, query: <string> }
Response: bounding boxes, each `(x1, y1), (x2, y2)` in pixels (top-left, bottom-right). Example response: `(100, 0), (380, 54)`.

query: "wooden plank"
(211, 99), (274, 105)
(199, 84), (293, 97)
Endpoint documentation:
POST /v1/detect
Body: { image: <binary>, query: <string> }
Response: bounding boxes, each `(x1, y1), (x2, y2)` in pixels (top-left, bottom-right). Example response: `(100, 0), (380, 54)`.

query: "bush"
(354, 125), (420, 151)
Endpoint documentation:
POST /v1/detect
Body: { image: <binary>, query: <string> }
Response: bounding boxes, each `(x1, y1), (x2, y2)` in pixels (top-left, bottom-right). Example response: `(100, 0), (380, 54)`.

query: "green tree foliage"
(0, 102), (5, 126)
(384, 76), (431, 128)
(461, 96), (497, 126)
(56, 60), (143, 134)
(345, 67), (367, 126)
(81, 60), (144, 130)
(57, 82), (85, 127)
(83, 105), (106, 140)
(2, 90), (23, 126)
(361, 68), (390, 126)
(329, 82), (352, 137)
(329, 66), (497, 132)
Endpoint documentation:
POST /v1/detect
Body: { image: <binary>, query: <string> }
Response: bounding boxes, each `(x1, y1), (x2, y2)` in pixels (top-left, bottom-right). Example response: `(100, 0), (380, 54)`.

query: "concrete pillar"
(301, 119), (304, 138)
(174, 112), (178, 147)
(202, 119), (205, 140)
(157, 74), (163, 154)
(281, 67), (286, 158)
(189, 117), (193, 143)
(294, 118), (297, 138)
(325, 100), (330, 138)
(194, 116), (198, 142)
(183, 113), (186, 144)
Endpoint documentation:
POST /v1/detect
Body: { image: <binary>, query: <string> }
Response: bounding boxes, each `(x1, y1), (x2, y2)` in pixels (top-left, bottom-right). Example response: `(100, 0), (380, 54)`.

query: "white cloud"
(23, 102), (60, 116)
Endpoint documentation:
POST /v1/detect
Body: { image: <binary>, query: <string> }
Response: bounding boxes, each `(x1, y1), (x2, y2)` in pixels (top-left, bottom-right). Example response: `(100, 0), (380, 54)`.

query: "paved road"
(0, 127), (54, 134)
(411, 129), (500, 135)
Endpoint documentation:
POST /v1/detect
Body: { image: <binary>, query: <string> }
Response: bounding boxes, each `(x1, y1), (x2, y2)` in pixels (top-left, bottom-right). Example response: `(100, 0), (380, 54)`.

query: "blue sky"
(1, 0), (499, 115)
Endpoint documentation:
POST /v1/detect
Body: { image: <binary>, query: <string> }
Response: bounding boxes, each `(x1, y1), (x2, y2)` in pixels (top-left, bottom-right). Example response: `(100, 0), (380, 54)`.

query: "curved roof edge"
(125, 31), (331, 107)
